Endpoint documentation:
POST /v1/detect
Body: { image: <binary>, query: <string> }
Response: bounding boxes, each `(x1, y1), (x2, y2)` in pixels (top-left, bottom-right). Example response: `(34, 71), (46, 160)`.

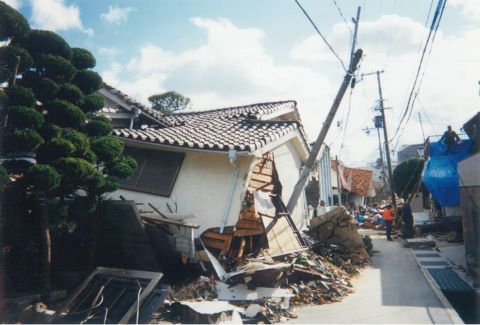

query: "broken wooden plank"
(141, 215), (200, 229)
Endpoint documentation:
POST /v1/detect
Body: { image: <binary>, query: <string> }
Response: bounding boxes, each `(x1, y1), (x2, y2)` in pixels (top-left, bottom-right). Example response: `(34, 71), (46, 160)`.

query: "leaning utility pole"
(375, 71), (397, 213)
(376, 127), (387, 198)
(287, 7), (362, 213)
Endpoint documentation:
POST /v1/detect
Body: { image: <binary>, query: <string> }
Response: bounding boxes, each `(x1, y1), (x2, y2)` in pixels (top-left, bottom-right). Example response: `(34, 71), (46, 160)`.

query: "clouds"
(30, 0), (93, 35)
(449, 0), (480, 23)
(101, 6), (134, 25)
(101, 10), (479, 166)
(101, 17), (333, 128)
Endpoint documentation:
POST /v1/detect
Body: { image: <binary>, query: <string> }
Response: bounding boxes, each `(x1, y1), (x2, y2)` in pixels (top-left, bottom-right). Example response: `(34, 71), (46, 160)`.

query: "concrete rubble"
(153, 206), (370, 323)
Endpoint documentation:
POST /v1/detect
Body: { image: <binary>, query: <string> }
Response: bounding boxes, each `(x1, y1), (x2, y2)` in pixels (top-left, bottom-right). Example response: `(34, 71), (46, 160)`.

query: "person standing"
(440, 125), (460, 155)
(383, 204), (394, 241)
(401, 202), (414, 239)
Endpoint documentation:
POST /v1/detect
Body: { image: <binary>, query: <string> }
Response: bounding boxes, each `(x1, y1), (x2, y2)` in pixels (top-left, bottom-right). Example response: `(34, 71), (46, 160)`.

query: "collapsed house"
(98, 85), (310, 261)
(331, 160), (376, 207)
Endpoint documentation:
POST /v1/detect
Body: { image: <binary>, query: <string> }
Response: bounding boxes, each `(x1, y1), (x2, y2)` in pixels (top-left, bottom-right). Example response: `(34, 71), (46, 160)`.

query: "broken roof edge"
(253, 128), (310, 162)
(112, 135), (257, 156)
(100, 84), (172, 127)
(171, 100), (298, 117)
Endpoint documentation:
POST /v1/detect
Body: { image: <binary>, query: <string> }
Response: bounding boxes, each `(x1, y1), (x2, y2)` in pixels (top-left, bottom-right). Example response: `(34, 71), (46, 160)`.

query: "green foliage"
(73, 70), (102, 95)
(3, 129), (44, 154)
(17, 29), (72, 60)
(37, 123), (62, 141)
(91, 137), (123, 163)
(37, 138), (75, 163)
(30, 77), (59, 103)
(148, 91), (190, 114)
(8, 106), (45, 129)
(393, 158), (425, 199)
(58, 83), (83, 104)
(106, 156), (137, 178)
(0, 67), (11, 83)
(0, 1), (30, 42)
(100, 179), (119, 193)
(54, 157), (105, 194)
(25, 164), (60, 193)
(46, 99), (85, 129)
(0, 45), (33, 73)
(61, 130), (89, 156)
(83, 149), (97, 164)
(6, 84), (36, 107)
(80, 93), (104, 113)
(0, 166), (8, 192)
(71, 48), (96, 69)
(84, 120), (112, 137)
(35, 54), (76, 83)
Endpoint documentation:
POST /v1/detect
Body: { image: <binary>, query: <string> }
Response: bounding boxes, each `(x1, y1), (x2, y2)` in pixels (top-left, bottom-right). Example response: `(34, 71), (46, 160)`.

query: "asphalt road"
(289, 232), (455, 324)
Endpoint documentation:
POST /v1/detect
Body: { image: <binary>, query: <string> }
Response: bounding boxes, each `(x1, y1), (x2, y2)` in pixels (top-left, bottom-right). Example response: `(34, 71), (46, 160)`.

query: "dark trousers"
(445, 142), (455, 155)
(385, 220), (392, 240)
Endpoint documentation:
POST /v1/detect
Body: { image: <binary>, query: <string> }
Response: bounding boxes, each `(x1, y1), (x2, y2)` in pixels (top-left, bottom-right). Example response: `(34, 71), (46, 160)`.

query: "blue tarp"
(422, 140), (472, 206)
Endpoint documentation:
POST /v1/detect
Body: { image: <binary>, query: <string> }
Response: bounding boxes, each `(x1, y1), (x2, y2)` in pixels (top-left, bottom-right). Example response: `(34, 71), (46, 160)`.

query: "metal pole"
(376, 71), (397, 213)
(286, 49), (363, 213)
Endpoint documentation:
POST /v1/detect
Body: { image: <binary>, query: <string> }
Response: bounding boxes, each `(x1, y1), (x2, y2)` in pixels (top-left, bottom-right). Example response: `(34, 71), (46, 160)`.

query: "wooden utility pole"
(287, 7), (362, 213)
(376, 127), (387, 198)
(375, 71), (397, 213)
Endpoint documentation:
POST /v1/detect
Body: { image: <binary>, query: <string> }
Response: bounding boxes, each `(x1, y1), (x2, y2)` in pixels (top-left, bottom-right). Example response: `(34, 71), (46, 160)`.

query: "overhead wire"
(332, 0), (353, 35)
(293, 0), (348, 72)
(390, 0), (447, 147)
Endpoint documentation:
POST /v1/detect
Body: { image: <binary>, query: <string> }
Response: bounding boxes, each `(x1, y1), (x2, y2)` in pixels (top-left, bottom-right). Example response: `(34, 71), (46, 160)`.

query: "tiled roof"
(112, 101), (305, 152)
(343, 167), (374, 197)
(331, 160), (374, 197)
(102, 83), (172, 127)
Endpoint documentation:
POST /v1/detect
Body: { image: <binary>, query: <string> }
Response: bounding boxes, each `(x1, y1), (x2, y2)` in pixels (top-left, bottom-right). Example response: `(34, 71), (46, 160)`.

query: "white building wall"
(349, 193), (365, 207)
(272, 141), (305, 228)
(111, 150), (254, 236)
(318, 146), (333, 206)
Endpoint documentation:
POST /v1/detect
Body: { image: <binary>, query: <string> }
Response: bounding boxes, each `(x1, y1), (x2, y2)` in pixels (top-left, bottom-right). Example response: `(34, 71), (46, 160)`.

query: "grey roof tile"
(104, 85), (306, 153)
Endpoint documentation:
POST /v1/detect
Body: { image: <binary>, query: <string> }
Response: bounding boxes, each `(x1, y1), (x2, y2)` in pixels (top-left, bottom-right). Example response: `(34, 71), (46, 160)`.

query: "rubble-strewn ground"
(155, 233), (372, 323)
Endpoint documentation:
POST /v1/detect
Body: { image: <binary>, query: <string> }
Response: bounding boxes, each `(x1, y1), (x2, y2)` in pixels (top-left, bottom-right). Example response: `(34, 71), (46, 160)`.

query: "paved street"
(289, 232), (455, 324)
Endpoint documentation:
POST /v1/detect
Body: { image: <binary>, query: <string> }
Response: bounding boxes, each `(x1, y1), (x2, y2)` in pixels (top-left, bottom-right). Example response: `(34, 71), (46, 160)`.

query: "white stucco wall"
(349, 193), (365, 207)
(111, 149), (255, 236)
(272, 140), (306, 228)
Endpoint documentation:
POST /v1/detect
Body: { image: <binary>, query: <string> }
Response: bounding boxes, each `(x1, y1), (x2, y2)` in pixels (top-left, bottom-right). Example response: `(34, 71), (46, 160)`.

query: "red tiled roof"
(331, 160), (374, 196)
(112, 101), (305, 152)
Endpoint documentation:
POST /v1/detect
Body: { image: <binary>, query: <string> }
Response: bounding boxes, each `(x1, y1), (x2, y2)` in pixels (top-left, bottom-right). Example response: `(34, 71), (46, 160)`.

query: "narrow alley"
(290, 232), (459, 324)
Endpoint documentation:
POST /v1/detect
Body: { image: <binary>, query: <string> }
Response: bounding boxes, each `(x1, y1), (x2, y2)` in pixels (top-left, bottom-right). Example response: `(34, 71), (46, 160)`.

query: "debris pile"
(287, 251), (354, 306)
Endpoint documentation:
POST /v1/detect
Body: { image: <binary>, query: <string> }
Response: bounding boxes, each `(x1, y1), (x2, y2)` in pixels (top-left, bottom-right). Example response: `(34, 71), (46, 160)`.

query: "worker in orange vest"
(383, 204), (394, 241)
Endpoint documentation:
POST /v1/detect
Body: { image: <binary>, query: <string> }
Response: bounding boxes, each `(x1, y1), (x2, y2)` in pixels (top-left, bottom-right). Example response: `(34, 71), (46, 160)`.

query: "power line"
(293, 0), (348, 72)
(332, 0), (353, 35)
(390, 0), (447, 146)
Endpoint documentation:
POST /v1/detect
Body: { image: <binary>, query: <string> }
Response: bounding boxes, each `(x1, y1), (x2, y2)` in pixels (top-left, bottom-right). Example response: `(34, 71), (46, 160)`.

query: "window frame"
(119, 147), (185, 197)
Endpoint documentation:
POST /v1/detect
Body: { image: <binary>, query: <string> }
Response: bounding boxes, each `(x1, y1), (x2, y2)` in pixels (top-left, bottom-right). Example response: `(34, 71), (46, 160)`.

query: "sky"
(5, 0), (480, 167)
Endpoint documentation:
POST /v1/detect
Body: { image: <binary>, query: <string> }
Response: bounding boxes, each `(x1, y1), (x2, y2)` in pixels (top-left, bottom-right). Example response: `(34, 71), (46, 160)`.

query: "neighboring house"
(304, 144), (333, 208)
(397, 143), (424, 164)
(98, 85), (310, 240)
(331, 160), (376, 207)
